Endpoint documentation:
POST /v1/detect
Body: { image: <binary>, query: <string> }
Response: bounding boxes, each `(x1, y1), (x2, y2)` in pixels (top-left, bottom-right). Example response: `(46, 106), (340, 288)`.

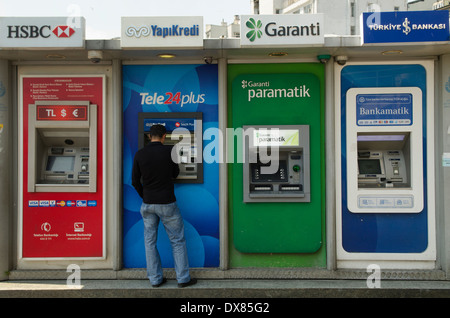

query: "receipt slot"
(346, 87), (423, 213)
(243, 125), (310, 203)
(138, 112), (203, 183)
(28, 101), (97, 193)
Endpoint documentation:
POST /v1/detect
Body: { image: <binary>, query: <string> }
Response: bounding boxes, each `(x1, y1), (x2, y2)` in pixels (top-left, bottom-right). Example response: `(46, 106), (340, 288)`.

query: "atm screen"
(46, 156), (75, 172)
(358, 159), (382, 175)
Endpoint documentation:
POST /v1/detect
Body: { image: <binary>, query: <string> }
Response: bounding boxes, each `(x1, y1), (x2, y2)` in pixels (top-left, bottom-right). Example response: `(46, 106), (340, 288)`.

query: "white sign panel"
(0, 17), (85, 48)
(346, 87), (424, 214)
(121, 16), (203, 48)
(253, 129), (300, 147)
(240, 14), (324, 47)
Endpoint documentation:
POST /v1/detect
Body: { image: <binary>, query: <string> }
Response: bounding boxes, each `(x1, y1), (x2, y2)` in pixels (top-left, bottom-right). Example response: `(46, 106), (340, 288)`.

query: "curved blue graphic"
(123, 64), (219, 268)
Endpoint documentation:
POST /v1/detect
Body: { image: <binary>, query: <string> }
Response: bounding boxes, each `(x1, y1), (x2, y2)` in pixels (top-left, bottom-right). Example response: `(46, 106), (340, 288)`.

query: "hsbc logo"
(53, 25), (75, 38)
(7, 25), (75, 39)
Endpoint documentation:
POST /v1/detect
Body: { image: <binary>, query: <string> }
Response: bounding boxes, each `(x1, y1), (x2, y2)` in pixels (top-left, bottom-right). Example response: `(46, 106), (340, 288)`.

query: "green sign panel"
(228, 63), (325, 268)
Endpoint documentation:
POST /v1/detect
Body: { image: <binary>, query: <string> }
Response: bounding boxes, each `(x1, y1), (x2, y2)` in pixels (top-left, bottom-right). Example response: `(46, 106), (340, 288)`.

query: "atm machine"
(138, 112), (203, 183)
(28, 101), (97, 193)
(346, 87), (423, 213)
(243, 125), (310, 203)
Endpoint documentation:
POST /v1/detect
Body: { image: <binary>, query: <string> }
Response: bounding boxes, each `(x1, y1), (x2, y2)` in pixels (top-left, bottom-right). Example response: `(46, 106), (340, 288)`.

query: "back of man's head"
(149, 124), (166, 139)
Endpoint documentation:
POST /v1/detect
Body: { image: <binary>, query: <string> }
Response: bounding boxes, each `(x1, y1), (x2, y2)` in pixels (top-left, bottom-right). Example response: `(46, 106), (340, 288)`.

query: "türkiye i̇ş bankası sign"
(121, 16), (203, 48)
(362, 10), (449, 44)
(240, 14), (324, 47)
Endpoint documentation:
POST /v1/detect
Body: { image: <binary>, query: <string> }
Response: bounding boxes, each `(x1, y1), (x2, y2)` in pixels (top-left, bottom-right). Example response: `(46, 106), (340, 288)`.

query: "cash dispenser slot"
(280, 184), (303, 191)
(251, 184), (273, 191)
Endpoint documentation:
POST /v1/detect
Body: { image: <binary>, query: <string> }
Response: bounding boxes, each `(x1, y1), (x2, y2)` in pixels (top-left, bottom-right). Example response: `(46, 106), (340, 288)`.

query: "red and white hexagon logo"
(52, 25), (75, 38)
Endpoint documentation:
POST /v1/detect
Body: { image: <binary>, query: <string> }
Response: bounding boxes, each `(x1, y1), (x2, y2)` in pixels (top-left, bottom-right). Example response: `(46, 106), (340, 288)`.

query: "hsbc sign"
(7, 25), (75, 39)
(0, 17), (85, 48)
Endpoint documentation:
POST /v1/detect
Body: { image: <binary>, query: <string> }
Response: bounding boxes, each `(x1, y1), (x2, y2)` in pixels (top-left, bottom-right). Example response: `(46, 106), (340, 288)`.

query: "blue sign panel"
(341, 64), (428, 253)
(356, 93), (413, 126)
(362, 10), (449, 44)
(123, 64), (219, 268)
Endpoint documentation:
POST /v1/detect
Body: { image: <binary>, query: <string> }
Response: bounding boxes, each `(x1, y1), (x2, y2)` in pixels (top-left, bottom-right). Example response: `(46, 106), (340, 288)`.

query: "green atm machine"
(228, 63), (325, 268)
(243, 125), (310, 203)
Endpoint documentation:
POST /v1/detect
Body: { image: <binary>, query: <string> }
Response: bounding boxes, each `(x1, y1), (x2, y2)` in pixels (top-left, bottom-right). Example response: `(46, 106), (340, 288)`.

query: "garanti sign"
(362, 10), (449, 44)
(240, 14), (324, 47)
(121, 16), (203, 48)
(0, 17), (85, 48)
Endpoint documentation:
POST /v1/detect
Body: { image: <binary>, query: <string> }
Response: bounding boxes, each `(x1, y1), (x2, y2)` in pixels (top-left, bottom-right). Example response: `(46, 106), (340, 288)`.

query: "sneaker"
(152, 278), (167, 288)
(177, 278), (197, 288)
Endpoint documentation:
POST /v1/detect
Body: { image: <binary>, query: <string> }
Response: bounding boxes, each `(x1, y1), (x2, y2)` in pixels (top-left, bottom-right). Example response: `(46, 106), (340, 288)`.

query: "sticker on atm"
(28, 200), (39, 207)
(39, 200), (50, 207)
(356, 93), (412, 126)
(76, 200), (87, 207)
(143, 118), (195, 132)
(253, 129), (299, 147)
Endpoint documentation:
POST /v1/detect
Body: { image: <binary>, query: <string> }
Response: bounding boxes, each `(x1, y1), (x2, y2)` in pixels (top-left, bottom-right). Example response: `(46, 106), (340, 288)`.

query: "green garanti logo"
(245, 18), (262, 42)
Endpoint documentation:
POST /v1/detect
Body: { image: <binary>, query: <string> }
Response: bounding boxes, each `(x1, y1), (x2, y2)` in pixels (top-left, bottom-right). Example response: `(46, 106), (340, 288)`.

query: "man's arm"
(172, 161), (180, 179)
(168, 145), (180, 179)
(131, 155), (144, 198)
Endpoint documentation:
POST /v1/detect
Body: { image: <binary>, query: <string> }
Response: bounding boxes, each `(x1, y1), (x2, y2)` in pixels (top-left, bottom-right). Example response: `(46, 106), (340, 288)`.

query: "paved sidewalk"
(1, 279), (450, 298)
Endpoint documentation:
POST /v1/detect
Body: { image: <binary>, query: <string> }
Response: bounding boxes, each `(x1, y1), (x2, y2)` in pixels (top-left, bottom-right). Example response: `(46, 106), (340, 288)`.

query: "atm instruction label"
(356, 93), (413, 126)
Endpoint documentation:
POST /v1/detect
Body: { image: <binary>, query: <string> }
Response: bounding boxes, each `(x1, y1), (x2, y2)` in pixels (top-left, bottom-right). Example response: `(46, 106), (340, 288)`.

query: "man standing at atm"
(132, 124), (197, 288)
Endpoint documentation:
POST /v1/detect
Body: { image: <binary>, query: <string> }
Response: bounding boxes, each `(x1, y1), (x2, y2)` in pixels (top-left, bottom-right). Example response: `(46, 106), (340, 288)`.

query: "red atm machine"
(20, 76), (104, 260)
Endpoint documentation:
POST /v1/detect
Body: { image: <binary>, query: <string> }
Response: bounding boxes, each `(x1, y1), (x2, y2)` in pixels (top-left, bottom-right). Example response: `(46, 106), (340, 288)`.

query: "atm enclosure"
(28, 101), (97, 193)
(138, 112), (203, 183)
(243, 125), (310, 203)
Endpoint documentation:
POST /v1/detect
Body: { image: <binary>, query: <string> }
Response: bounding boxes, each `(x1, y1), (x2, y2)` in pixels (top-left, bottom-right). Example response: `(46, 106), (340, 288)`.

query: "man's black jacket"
(132, 141), (180, 204)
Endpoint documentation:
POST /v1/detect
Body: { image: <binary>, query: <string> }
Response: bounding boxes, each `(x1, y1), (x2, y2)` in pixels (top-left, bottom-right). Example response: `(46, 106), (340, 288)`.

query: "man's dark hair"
(149, 124), (167, 138)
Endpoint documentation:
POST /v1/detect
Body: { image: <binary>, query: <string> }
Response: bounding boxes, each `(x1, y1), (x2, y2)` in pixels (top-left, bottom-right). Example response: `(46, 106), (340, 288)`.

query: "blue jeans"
(140, 202), (191, 285)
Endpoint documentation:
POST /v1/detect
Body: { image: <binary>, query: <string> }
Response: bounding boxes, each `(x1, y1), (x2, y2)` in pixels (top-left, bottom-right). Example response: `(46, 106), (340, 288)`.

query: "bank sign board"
(121, 16), (203, 48)
(362, 10), (449, 44)
(240, 14), (324, 47)
(0, 17), (85, 48)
